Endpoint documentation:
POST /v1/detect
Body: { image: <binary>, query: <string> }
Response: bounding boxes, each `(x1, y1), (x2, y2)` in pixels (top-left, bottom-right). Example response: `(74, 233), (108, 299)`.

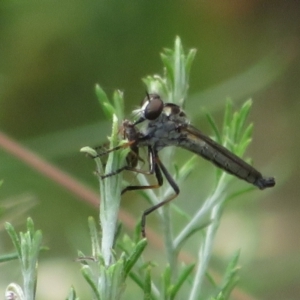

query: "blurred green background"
(0, 1), (299, 299)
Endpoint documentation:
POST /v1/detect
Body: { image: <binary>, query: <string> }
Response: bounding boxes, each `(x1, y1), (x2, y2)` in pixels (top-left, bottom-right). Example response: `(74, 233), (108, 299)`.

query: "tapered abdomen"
(179, 128), (275, 189)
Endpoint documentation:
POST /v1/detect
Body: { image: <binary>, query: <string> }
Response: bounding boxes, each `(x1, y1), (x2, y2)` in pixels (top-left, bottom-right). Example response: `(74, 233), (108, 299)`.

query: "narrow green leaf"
(169, 263), (195, 299)
(185, 49), (197, 77)
(161, 53), (175, 87)
(118, 234), (131, 255)
(133, 220), (143, 245)
(95, 84), (108, 102)
(124, 238), (147, 276)
(242, 123), (254, 141)
(230, 111), (239, 143)
(222, 99), (233, 138)
(222, 125), (230, 146)
(225, 186), (254, 204)
(88, 216), (101, 257)
(26, 218), (35, 237)
(237, 138), (252, 157)
(177, 155), (197, 182)
(173, 163), (180, 180)
(143, 267), (152, 300)
(213, 292), (226, 300)
(81, 265), (101, 300)
(5, 222), (21, 258)
(113, 222), (123, 248)
(171, 203), (191, 221)
(163, 48), (173, 56)
(108, 259), (126, 299)
(235, 99), (252, 141)
(158, 77), (170, 98)
(162, 265), (171, 298)
(129, 271), (144, 290)
(102, 102), (116, 120)
(32, 230), (43, 257)
(205, 270), (218, 288)
(205, 110), (222, 144)
(80, 146), (98, 157)
(217, 250), (240, 299)
(65, 286), (79, 300)
(113, 90), (124, 122)
(175, 221), (211, 253)
(238, 123), (253, 154)
(95, 84), (115, 119)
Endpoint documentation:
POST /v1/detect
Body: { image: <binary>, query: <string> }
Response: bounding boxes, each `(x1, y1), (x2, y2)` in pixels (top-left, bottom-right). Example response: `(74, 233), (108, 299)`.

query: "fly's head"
(132, 93), (164, 125)
(132, 93), (189, 127)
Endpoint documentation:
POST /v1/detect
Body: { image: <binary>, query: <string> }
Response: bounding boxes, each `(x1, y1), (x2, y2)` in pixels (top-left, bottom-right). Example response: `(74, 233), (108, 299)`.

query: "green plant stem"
(99, 115), (125, 266)
(161, 204), (177, 274)
(189, 201), (223, 300)
(174, 173), (228, 250)
(87, 114), (125, 267)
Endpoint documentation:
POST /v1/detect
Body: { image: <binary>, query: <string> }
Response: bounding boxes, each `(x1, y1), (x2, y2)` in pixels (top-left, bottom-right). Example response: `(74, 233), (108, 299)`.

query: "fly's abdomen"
(179, 134), (274, 189)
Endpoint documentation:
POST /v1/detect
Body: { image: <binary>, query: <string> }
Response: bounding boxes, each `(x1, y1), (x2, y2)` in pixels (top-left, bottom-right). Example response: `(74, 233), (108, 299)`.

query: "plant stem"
(97, 115), (125, 266)
(174, 173), (228, 250)
(162, 204), (177, 273)
(189, 201), (223, 300)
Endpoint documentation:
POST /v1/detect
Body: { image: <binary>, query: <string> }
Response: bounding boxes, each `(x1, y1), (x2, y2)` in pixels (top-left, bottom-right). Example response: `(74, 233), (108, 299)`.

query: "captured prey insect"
(99, 94), (275, 237)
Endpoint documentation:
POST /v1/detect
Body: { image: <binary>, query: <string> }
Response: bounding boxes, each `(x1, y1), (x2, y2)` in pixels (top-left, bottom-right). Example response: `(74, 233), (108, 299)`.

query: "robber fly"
(100, 94), (275, 237)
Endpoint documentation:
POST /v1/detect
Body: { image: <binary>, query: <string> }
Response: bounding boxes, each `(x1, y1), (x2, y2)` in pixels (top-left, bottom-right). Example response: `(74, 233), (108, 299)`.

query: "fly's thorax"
(163, 103), (189, 124)
(137, 116), (188, 151)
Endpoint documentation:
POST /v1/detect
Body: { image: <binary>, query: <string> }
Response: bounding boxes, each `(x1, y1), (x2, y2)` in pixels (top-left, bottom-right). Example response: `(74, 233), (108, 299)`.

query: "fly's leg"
(120, 146), (164, 195)
(92, 141), (139, 178)
(98, 145), (180, 237)
(140, 151), (180, 237)
(101, 145), (164, 194)
(111, 147), (180, 237)
(100, 145), (144, 179)
(93, 141), (135, 158)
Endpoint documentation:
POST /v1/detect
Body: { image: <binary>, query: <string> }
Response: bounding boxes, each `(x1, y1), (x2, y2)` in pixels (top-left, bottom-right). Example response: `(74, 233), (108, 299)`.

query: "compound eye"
(144, 94), (164, 120)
